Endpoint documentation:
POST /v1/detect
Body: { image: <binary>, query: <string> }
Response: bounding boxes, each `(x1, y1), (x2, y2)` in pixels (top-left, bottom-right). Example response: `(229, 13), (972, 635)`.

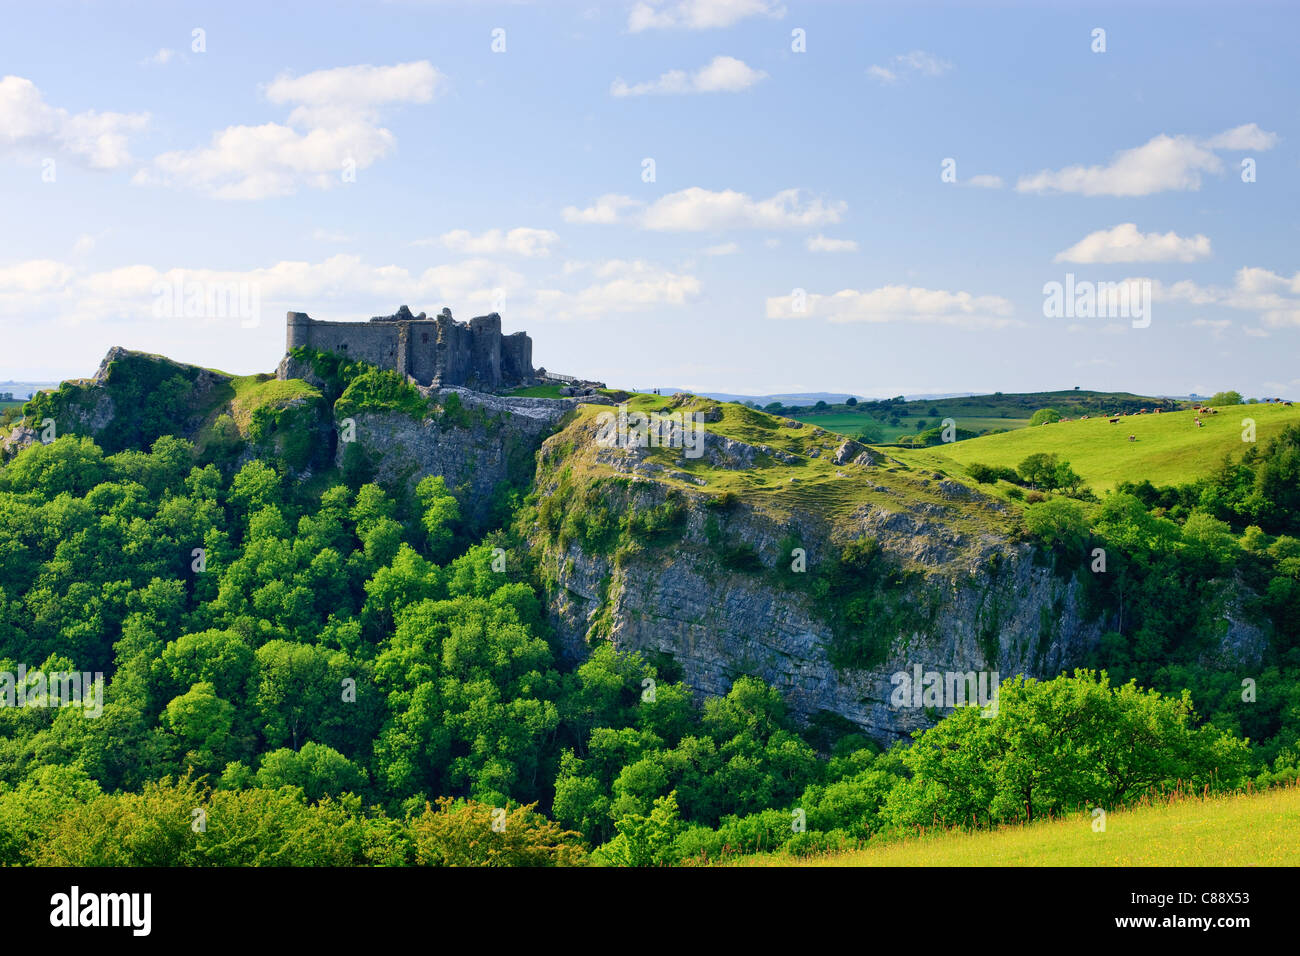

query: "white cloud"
(766, 285), (1016, 328)
(564, 187), (843, 231)
(1149, 266), (1300, 328)
(310, 228), (353, 242)
(0, 259), (77, 295)
(643, 187), (844, 230)
(806, 235), (858, 253)
(1202, 122), (1278, 150)
(135, 61), (443, 199)
(966, 174), (1003, 189)
(534, 259), (701, 320)
(704, 242), (739, 255)
(141, 49), (175, 67)
(264, 60), (442, 127)
(562, 193), (645, 224)
(867, 51), (952, 84)
(1017, 125), (1277, 197)
(0, 75), (149, 169)
(628, 0), (785, 31)
(0, 254), (526, 326)
(1017, 134), (1222, 197)
(612, 56), (766, 96)
(436, 228), (560, 258)
(1054, 223), (1212, 264)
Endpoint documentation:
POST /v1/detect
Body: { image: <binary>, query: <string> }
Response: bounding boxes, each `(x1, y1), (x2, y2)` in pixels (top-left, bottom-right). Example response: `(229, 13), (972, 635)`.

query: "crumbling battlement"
(283, 305), (534, 390)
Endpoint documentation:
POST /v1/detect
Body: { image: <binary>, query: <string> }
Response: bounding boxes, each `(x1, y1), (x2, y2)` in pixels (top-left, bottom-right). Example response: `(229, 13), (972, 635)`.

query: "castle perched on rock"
(284, 305), (535, 390)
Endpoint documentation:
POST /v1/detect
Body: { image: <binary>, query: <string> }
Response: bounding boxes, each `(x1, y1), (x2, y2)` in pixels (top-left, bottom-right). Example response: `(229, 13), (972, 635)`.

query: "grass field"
(896, 402), (1300, 492)
(733, 785), (1300, 866)
(506, 384), (568, 399)
(788, 389), (1174, 442)
(796, 411), (1030, 442)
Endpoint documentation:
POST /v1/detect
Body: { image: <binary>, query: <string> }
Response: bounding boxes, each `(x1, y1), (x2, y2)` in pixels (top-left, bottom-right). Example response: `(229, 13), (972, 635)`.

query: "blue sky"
(2, 0), (1297, 398)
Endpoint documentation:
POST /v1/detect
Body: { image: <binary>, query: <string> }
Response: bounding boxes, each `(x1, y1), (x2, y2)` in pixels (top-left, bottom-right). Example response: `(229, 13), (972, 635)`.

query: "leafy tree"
(253, 743), (368, 801)
(593, 790), (684, 866)
(416, 475), (461, 560)
(1207, 390), (1243, 406)
(1024, 498), (1089, 552)
(412, 797), (586, 866)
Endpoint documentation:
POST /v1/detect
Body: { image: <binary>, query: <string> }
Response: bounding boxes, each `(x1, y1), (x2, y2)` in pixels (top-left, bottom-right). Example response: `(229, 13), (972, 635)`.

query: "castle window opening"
(422, 333), (429, 343)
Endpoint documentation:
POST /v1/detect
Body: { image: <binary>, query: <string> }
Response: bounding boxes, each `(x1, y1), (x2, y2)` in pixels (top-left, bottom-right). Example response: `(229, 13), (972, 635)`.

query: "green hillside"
(788, 389), (1179, 443)
(897, 401), (1300, 491)
(734, 784), (1300, 867)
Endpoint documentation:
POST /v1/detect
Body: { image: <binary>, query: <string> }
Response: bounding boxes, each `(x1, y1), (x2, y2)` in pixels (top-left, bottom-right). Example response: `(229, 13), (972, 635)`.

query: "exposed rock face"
(336, 386), (605, 526)
(534, 474), (1101, 742)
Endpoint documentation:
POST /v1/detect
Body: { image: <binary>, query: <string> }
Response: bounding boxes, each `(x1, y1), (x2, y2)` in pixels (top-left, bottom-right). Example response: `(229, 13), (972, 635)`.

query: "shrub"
(412, 797), (587, 867)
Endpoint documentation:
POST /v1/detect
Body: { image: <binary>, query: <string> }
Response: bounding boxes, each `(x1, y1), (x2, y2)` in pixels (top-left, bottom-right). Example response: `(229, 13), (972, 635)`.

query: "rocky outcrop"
(524, 408), (1091, 741)
(534, 472), (1100, 742)
(336, 386), (604, 526)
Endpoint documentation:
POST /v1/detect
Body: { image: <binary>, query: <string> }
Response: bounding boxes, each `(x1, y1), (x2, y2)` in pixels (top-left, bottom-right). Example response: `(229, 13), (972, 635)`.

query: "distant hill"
(900, 400), (1300, 491)
(655, 390), (876, 406)
(783, 389), (1186, 444)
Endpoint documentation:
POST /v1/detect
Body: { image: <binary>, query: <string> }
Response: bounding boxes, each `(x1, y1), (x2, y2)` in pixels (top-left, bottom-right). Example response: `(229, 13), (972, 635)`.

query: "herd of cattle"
(1048, 399), (1296, 442)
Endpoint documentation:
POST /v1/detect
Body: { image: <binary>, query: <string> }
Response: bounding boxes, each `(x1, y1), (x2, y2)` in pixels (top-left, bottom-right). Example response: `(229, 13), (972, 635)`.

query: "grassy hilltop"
(900, 402), (1300, 492)
(785, 389), (1182, 443)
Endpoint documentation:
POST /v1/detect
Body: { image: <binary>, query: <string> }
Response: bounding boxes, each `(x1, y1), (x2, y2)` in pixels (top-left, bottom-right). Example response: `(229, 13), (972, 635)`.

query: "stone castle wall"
(285, 306), (534, 389)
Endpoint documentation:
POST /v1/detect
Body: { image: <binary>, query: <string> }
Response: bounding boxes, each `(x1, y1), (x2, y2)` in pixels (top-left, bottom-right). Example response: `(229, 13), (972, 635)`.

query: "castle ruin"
(284, 305), (534, 390)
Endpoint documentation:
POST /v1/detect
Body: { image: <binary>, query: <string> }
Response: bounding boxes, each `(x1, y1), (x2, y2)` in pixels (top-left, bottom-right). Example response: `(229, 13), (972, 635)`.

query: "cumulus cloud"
(135, 61), (443, 199)
(1202, 122), (1278, 150)
(1017, 125), (1277, 197)
(628, 0), (784, 31)
(433, 228), (560, 258)
(0, 75), (149, 169)
(562, 193), (645, 224)
(704, 242), (739, 255)
(0, 254), (526, 327)
(612, 56), (766, 96)
(867, 51), (952, 84)
(563, 187), (843, 231)
(1017, 134), (1221, 197)
(966, 174), (1003, 189)
(1146, 266), (1300, 328)
(533, 259), (701, 319)
(645, 187), (844, 230)
(1054, 223), (1212, 264)
(766, 285), (1016, 328)
(806, 235), (857, 253)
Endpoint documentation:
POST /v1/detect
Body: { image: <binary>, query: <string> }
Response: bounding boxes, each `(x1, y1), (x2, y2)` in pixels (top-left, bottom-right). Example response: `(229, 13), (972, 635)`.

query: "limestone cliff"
(519, 394), (1262, 742)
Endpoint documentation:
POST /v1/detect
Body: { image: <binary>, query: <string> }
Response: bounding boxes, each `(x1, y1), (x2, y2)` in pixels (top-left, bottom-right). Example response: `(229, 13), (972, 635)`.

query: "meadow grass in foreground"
(731, 785), (1300, 866)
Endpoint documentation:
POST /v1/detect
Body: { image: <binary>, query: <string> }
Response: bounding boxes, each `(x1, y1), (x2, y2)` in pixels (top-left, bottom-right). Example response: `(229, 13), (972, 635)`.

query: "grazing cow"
(1128, 434), (1136, 441)
(1109, 417), (1120, 424)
